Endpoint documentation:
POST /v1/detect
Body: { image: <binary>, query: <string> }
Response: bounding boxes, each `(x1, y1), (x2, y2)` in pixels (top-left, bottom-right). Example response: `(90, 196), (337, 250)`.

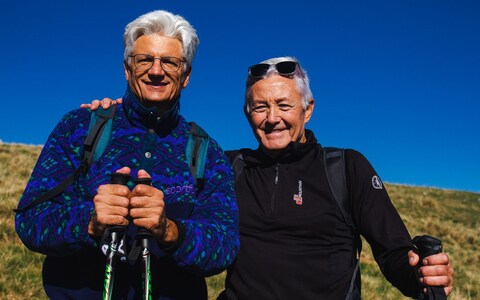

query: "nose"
(265, 106), (280, 124)
(149, 59), (165, 75)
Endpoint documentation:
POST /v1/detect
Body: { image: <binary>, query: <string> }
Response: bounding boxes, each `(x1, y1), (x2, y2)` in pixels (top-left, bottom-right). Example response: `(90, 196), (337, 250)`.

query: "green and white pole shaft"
(135, 177), (153, 300)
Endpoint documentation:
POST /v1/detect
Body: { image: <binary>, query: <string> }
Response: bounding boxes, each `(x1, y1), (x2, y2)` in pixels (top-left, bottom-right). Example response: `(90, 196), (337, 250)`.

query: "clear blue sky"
(1, 1), (479, 193)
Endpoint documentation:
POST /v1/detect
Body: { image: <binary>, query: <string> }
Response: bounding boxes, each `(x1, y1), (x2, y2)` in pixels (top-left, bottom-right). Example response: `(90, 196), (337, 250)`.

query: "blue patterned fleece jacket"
(15, 87), (239, 299)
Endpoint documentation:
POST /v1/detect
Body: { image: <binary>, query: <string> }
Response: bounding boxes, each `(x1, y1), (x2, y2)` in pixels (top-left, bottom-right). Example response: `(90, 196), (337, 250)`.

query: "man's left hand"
(408, 250), (454, 296)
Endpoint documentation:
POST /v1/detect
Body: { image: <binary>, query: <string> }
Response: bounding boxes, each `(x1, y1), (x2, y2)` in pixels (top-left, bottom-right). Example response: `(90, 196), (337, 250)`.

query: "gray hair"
(244, 56), (313, 113)
(123, 10), (199, 70)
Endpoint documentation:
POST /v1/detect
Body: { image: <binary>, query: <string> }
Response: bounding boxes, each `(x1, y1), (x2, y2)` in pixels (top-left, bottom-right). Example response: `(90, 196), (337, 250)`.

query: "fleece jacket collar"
(121, 86), (181, 136)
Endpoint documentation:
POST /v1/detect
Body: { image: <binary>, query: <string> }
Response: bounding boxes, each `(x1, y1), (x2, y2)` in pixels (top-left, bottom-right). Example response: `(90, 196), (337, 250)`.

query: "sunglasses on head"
(248, 61), (298, 77)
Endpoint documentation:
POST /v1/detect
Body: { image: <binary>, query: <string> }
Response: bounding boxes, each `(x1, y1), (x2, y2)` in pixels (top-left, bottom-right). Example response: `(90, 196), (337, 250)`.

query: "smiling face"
(124, 33), (191, 112)
(246, 74), (314, 157)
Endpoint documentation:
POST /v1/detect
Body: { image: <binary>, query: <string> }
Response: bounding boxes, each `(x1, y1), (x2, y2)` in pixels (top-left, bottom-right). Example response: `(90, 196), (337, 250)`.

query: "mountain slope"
(1, 143), (478, 299)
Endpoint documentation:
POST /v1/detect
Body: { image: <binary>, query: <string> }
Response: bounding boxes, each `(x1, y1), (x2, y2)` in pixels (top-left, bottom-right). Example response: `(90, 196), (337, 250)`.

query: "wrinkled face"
(124, 34), (191, 111)
(246, 75), (314, 157)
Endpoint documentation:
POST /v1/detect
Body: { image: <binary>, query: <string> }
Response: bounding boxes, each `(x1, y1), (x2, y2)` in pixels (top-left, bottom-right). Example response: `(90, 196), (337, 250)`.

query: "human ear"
(304, 98), (314, 123)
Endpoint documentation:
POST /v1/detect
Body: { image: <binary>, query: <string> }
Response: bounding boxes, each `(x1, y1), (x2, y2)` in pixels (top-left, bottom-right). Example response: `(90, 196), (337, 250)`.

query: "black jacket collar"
(242, 129), (320, 165)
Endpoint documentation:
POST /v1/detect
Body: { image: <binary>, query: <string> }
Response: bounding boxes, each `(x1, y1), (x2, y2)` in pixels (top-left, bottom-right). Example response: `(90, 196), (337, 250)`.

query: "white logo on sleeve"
(372, 175), (383, 189)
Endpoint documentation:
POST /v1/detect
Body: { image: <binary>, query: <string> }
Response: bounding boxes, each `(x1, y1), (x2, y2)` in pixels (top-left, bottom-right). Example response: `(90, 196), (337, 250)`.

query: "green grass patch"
(1, 143), (478, 299)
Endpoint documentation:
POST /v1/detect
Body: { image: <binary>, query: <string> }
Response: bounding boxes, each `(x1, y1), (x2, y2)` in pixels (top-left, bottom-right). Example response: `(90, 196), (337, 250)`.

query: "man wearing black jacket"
(221, 56), (454, 299)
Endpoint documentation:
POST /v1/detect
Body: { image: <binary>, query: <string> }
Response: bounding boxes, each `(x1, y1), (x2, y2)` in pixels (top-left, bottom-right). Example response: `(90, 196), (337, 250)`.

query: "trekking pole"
(103, 172), (130, 300)
(412, 235), (447, 300)
(135, 177), (153, 300)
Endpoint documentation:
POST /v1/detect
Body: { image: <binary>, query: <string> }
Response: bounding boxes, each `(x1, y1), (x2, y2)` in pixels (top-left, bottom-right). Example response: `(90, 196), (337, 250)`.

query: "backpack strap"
(84, 105), (116, 163)
(231, 152), (245, 182)
(186, 122), (210, 193)
(324, 147), (355, 230)
(14, 161), (83, 212)
(15, 105), (116, 213)
(323, 147), (362, 300)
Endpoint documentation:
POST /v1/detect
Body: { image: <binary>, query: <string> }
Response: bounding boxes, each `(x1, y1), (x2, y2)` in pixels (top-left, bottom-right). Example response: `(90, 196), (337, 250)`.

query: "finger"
(130, 184), (165, 200)
(131, 211), (166, 234)
(418, 261), (454, 289)
(132, 217), (158, 232)
(131, 170), (157, 198)
(408, 250), (420, 267)
(96, 205), (130, 220)
(94, 193), (130, 207)
(130, 194), (163, 209)
(93, 196), (130, 227)
(423, 253), (450, 266)
(419, 259), (454, 278)
(137, 169), (151, 179)
(135, 169), (152, 187)
(115, 166), (131, 175)
(90, 99), (101, 110)
(419, 264), (451, 277)
(130, 205), (162, 219)
(444, 285), (453, 297)
(101, 97), (115, 108)
(80, 99), (101, 109)
(97, 184), (130, 198)
(115, 98), (123, 104)
(132, 217), (150, 230)
(95, 212), (130, 227)
(420, 274), (452, 288)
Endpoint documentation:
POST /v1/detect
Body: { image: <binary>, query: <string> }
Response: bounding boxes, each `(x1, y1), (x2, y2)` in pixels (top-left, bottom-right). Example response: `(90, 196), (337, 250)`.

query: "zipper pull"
(274, 164), (279, 185)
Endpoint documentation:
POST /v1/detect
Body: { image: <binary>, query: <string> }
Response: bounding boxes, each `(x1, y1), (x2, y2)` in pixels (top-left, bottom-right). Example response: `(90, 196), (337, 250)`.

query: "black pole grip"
(413, 235), (442, 263)
(110, 173), (130, 232)
(135, 178), (152, 186)
(412, 235), (446, 300)
(110, 172), (130, 185)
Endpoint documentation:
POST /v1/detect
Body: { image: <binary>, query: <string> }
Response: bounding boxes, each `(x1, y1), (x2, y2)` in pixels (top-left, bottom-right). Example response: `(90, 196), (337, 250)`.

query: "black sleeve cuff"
(158, 219), (186, 254)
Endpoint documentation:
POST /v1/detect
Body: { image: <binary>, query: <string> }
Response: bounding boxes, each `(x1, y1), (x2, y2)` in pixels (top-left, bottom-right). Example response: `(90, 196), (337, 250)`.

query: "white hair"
(244, 56), (313, 113)
(123, 10), (199, 70)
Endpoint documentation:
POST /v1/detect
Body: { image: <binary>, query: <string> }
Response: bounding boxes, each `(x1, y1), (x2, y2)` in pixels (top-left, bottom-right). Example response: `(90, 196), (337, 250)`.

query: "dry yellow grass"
(0, 143), (45, 299)
(1, 143), (478, 299)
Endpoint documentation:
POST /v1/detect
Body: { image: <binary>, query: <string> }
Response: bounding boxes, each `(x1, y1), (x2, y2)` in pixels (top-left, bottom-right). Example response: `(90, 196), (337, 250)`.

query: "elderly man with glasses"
(15, 10), (239, 300)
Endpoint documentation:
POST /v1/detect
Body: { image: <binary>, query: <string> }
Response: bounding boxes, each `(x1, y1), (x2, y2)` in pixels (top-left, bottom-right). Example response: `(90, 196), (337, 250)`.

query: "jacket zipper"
(271, 163), (279, 214)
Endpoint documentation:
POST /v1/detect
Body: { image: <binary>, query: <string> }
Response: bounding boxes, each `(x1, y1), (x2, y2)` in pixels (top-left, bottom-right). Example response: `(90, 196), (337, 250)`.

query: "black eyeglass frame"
(128, 54), (185, 72)
(248, 61), (299, 78)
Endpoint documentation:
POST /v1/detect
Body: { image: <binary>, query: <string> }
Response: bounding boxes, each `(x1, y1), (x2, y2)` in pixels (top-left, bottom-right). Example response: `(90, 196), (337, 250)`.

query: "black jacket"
(224, 130), (419, 299)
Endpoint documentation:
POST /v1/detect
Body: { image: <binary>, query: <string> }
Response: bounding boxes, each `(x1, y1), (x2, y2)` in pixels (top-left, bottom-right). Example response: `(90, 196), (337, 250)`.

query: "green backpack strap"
(15, 105), (116, 213)
(324, 147), (362, 299)
(84, 104), (116, 163)
(186, 122), (210, 193)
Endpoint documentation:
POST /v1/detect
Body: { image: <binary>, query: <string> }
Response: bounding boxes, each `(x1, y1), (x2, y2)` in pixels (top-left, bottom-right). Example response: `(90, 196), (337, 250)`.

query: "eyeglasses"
(128, 54), (185, 72)
(248, 61), (299, 77)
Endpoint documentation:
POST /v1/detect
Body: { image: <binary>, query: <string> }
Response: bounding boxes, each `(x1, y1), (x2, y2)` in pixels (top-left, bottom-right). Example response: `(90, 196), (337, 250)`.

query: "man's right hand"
(88, 167), (131, 238)
(80, 97), (122, 110)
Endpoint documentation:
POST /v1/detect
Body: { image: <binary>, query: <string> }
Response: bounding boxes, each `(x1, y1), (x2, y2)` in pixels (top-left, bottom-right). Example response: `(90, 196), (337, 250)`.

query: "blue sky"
(1, 1), (479, 193)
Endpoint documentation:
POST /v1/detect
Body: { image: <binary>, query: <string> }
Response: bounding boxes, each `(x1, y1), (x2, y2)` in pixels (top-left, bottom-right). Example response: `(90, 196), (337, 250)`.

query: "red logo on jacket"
(293, 194), (303, 205)
(293, 180), (303, 205)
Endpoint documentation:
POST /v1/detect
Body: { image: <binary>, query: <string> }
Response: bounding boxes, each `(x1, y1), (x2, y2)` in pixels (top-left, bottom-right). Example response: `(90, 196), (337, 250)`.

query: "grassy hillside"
(1, 142), (478, 299)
